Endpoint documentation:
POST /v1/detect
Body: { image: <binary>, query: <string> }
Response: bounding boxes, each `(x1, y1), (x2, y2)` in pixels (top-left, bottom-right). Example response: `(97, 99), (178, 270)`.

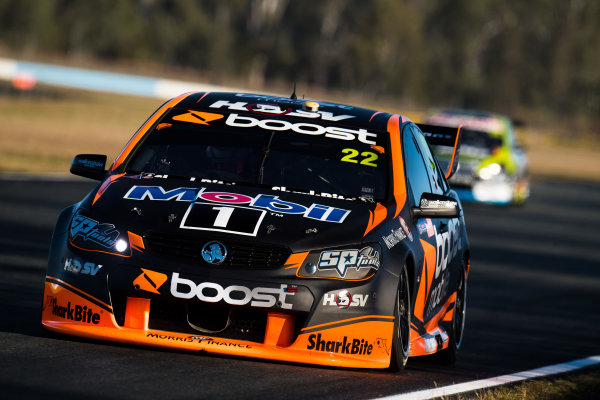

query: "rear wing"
(417, 123), (462, 179)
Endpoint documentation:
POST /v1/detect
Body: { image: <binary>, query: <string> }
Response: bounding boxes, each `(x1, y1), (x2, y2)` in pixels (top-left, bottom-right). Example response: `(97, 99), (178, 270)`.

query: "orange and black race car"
(42, 92), (469, 370)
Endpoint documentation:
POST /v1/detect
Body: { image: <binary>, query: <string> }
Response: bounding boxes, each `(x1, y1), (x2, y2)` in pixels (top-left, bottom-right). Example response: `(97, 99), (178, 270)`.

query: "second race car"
(425, 109), (529, 205)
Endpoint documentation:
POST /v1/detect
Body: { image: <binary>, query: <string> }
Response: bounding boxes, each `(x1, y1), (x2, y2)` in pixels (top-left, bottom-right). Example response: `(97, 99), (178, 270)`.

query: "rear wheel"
(439, 262), (467, 364)
(390, 266), (411, 371)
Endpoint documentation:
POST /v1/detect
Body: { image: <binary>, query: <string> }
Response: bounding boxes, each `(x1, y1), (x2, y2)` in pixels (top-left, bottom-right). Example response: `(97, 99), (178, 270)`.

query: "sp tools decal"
(133, 269), (168, 294)
(70, 215), (120, 248)
(172, 110), (224, 125)
(317, 247), (380, 278)
(307, 333), (373, 355)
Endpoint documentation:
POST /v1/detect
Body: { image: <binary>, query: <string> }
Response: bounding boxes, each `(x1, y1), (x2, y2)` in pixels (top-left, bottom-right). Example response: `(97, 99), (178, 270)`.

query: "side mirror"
(70, 154), (107, 181)
(412, 193), (461, 219)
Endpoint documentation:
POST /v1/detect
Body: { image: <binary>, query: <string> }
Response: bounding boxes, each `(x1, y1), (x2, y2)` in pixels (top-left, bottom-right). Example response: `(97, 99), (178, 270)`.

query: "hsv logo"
(133, 268), (168, 294)
(322, 290), (368, 308)
(172, 110), (224, 125)
(63, 257), (102, 276)
(209, 100), (355, 121)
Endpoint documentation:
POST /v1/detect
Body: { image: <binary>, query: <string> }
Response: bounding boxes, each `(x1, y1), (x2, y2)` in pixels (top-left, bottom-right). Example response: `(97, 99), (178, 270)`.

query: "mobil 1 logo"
(180, 202), (266, 237)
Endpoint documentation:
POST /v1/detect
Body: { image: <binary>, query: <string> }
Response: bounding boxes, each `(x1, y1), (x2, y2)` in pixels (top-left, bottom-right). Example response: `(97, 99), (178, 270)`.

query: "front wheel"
(390, 266), (411, 371)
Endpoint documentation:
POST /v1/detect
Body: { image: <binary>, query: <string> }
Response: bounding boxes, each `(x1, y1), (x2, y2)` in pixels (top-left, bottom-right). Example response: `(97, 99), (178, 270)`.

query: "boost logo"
(170, 273), (295, 309)
(133, 269), (168, 294)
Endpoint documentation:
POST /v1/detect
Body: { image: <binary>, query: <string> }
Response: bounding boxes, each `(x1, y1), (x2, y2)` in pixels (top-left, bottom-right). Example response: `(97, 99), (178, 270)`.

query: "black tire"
(390, 266), (411, 371)
(439, 261), (467, 364)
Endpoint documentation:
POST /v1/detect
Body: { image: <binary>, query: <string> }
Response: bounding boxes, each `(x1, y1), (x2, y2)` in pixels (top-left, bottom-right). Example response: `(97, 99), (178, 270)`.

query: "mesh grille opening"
(148, 298), (268, 343)
(112, 294), (306, 345)
(144, 232), (290, 269)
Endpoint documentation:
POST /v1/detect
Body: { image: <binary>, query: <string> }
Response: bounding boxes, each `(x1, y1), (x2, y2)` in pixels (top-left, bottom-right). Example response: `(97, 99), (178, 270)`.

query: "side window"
(411, 125), (448, 194)
(402, 126), (432, 206)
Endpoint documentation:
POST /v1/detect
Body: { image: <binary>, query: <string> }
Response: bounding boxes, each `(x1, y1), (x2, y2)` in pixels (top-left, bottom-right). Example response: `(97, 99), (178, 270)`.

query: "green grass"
(449, 367), (600, 400)
(0, 83), (599, 181)
(0, 84), (161, 172)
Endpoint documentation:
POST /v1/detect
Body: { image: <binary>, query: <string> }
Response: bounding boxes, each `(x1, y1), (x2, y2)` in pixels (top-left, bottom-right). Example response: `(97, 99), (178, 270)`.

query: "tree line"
(1, 0), (598, 126)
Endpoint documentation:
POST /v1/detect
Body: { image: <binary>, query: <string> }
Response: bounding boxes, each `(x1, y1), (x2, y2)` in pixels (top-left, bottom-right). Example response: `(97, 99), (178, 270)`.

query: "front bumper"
(454, 177), (530, 205)
(42, 241), (396, 369)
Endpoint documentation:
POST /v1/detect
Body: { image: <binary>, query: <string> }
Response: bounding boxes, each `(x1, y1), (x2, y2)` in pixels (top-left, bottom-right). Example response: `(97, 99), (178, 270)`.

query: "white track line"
(376, 355), (600, 400)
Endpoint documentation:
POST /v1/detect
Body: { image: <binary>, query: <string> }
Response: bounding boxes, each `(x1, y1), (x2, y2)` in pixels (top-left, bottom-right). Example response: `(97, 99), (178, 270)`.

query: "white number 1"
(212, 206), (234, 227)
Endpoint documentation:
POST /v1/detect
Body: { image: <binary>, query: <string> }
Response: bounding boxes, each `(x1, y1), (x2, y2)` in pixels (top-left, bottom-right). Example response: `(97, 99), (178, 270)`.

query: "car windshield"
(460, 129), (503, 156)
(125, 108), (388, 200)
(431, 128), (503, 162)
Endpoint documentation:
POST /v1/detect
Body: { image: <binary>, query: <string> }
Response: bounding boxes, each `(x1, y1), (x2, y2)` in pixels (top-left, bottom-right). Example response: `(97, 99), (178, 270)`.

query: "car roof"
(425, 108), (511, 135)
(176, 91), (396, 132)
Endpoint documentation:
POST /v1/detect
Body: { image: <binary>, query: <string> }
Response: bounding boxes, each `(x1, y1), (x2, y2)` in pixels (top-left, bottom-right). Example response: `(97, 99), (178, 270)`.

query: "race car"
(42, 92), (470, 370)
(425, 109), (529, 205)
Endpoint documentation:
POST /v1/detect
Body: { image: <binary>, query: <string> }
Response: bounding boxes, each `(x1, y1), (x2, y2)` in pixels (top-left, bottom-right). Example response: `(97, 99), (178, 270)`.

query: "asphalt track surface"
(1, 177), (599, 399)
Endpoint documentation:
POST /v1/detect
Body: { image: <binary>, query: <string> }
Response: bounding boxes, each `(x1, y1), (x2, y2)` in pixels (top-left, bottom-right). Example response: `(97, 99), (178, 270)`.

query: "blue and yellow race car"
(425, 109), (529, 205)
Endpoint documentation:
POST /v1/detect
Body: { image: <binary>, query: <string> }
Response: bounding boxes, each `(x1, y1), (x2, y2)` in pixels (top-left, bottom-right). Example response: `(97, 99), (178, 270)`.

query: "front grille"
(144, 232), (290, 269)
(149, 298), (267, 343)
(111, 294), (308, 345)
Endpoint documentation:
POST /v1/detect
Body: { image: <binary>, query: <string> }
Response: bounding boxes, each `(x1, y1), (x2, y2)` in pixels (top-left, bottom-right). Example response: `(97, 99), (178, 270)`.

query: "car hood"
(82, 175), (380, 252)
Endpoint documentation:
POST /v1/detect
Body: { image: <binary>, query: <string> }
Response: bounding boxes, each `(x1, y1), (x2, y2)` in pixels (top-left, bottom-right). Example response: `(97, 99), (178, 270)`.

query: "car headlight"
(297, 244), (382, 280)
(69, 212), (130, 255)
(478, 163), (503, 180)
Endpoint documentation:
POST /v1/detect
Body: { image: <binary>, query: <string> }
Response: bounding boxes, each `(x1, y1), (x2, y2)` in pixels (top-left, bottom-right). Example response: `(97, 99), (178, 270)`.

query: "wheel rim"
(453, 268), (467, 348)
(396, 269), (410, 357)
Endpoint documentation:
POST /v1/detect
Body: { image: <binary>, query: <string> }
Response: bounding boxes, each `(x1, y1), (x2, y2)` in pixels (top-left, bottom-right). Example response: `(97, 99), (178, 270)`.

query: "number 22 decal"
(341, 148), (378, 167)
